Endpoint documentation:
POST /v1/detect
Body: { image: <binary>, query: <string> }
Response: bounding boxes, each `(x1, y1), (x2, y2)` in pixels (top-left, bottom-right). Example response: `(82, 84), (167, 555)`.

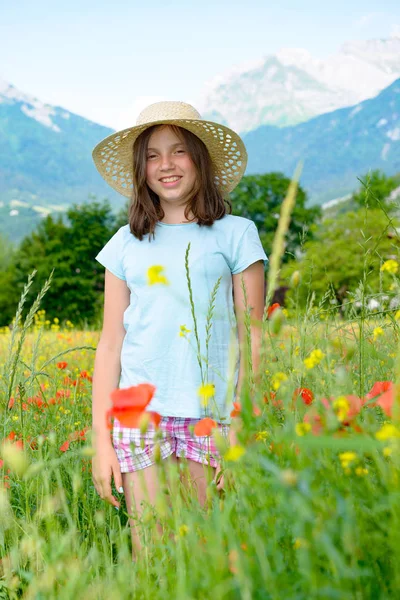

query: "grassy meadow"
(1, 181), (400, 599)
(1, 284), (400, 598)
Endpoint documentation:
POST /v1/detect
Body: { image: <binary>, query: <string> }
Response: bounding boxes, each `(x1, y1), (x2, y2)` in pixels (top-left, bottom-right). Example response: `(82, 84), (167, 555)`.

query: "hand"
(213, 423), (239, 492)
(92, 436), (123, 508)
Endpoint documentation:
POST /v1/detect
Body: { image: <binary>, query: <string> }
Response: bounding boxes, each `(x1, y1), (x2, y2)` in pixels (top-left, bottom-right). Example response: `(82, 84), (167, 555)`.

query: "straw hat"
(92, 101), (247, 198)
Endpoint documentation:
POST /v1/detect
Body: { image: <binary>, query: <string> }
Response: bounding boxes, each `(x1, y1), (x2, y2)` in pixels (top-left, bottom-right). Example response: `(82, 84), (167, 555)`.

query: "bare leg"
(180, 459), (215, 507)
(122, 454), (179, 560)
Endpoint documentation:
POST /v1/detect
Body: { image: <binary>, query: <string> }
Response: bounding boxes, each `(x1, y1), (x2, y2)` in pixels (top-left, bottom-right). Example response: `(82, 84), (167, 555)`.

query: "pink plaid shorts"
(112, 416), (230, 473)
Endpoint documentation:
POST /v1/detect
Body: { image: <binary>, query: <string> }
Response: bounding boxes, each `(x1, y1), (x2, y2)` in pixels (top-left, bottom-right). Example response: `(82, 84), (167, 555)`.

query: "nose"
(159, 153), (175, 171)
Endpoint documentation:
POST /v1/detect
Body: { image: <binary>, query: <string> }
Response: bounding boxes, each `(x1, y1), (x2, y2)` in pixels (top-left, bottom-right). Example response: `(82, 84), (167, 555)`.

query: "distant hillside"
(0, 79), (124, 243)
(243, 79), (400, 204)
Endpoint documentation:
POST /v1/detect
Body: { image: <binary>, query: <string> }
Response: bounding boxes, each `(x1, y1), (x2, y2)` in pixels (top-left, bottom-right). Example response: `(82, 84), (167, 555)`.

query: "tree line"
(0, 169), (398, 328)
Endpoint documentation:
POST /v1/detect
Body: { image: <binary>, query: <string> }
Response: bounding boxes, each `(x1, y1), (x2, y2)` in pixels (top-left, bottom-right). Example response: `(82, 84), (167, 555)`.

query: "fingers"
(112, 461), (124, 498)
(92, 465), (120, 508)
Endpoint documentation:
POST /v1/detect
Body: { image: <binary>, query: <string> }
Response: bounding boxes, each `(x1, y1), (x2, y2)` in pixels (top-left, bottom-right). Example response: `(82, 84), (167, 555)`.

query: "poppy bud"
(270, 307), (284, 335)
(153, 442), (161, 464)
(139, 412), (151, 435)
(290, 271), (301, 288)
(212, 430), (229, 455)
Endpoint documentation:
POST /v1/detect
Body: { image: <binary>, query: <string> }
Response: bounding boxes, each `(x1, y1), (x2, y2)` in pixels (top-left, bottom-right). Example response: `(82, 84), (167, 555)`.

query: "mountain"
(199, 37), (400, 134)
(0, 79), (124, 244)
(243, 78), (400, 204)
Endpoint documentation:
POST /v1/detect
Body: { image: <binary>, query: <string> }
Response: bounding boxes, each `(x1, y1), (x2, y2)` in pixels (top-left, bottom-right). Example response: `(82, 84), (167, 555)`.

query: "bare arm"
(231, 260), (266, 436)
(91, 269), (130, 508)
(92, 268), (131, 442)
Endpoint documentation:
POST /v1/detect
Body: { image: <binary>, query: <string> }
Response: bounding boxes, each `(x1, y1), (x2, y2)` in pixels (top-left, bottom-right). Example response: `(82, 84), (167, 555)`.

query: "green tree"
(281, 208), (400, 308)
(352, 169), (400, 210)
(0, 234), (18, 327)
(0, 200), (118, 328)
(229, 173), (321, 262)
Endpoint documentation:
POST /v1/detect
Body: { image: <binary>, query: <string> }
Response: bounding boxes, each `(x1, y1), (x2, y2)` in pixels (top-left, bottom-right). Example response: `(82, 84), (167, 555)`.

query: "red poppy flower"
(107, 383), (158, 429)
(267, 303), (280, 319)
(230, 402), (241, 418)
(193, 417), (217, 437)
(375, 387), (394, 418)
(263, 391), (283, 409)
(57, 362), (68, 369)
(60, 440), (70, 452)
(293, 387), (314, 406)
(365, 381), (393, 401)
(7, 397), (15, 409)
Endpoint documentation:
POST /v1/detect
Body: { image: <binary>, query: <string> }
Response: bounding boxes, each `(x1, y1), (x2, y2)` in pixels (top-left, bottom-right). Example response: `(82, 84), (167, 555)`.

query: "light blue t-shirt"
(95, 214), (268, 423)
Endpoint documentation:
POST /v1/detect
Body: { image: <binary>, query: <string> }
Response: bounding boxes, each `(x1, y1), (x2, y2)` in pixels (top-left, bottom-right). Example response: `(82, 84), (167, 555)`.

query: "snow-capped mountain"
(199, 37), (400, 134)
(0, 78), (122, 243)
(0, 78), (69, 132)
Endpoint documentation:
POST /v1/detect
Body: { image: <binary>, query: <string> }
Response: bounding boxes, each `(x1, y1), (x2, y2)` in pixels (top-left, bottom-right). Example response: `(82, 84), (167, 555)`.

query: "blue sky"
(1, 0), (399, 129)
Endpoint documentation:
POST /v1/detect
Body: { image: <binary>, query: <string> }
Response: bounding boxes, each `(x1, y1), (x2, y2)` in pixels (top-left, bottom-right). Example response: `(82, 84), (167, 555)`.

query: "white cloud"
(390, 24), (400, 38)
(354, 12), (383, 28)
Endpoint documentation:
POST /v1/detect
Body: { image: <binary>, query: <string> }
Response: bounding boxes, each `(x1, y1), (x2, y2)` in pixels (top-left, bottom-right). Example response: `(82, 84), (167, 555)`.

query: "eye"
(147, 154), (156, 159)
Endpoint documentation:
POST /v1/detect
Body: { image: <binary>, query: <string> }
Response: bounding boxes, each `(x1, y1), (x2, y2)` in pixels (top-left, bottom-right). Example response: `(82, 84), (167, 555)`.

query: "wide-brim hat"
(92, 101), (247, 198)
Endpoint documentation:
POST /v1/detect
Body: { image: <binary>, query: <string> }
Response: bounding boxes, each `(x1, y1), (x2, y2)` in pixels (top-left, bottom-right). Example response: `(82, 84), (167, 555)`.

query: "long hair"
(127, 124), (232, 241)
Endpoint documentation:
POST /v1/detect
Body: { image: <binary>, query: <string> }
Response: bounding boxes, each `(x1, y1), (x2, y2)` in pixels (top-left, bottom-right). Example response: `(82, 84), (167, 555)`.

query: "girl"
(91, 101), (267, 557)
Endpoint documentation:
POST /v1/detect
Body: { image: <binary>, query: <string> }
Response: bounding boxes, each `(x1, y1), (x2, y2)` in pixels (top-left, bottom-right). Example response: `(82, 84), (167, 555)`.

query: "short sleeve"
(95, 226), (127, 281)
(231, 221), (268, 275)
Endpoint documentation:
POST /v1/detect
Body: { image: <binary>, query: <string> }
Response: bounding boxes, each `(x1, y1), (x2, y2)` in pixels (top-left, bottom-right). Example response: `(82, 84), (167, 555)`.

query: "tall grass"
(0, 173), (400, 599)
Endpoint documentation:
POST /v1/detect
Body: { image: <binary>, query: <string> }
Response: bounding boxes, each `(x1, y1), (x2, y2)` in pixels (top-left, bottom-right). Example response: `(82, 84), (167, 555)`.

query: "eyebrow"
(147, 142), (185, 151)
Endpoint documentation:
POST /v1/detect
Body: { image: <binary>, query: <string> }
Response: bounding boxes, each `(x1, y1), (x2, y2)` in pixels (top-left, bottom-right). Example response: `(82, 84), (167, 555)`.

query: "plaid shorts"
(112, 416), (230, 473)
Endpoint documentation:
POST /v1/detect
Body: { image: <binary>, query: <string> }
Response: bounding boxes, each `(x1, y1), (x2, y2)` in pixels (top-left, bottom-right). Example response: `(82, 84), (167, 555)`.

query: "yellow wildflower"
(147, 265), (169, 285)
(179, 525), (189, 537)
(295, 422), (311, 436)
(395, 310), (400, 321)
(373, 327), (384, 340)
(332, 396), (350, 422)
(271, 372), (288, 390)
(380, 259), (399, 274)
(255, 431), (269, 441)
(198, 382), (216, 407)
(375, 424), (400, 441)
(383, 446), (393, 457)
(293, 538), (309, 550)
(338, 451), (357, 469)
(179, 324), (191, 337)
(224, 445), (246, 462)
(355, 467), (368, 476)
(304, 349), (324, 369)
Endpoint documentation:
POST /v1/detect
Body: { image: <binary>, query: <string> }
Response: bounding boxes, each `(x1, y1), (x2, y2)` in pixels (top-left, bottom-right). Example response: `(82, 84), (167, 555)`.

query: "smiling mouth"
(159, 176), (182, 183)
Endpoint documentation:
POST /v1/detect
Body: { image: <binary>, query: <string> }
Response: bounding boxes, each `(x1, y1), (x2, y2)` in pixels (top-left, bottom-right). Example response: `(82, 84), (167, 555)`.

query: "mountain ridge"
(200, 37), (400, 134)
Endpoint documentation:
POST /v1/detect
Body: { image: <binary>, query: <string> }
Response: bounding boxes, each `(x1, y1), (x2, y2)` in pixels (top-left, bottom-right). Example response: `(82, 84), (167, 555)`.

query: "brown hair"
(127, 124), (232, 241)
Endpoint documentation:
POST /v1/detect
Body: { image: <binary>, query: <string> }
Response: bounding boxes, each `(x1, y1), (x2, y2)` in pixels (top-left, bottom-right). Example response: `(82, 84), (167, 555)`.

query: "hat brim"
(92, 118), (248, 198)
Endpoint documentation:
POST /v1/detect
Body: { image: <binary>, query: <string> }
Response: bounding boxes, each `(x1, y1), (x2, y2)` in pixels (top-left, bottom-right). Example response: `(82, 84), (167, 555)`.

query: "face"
(145, 126), (197, 208)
